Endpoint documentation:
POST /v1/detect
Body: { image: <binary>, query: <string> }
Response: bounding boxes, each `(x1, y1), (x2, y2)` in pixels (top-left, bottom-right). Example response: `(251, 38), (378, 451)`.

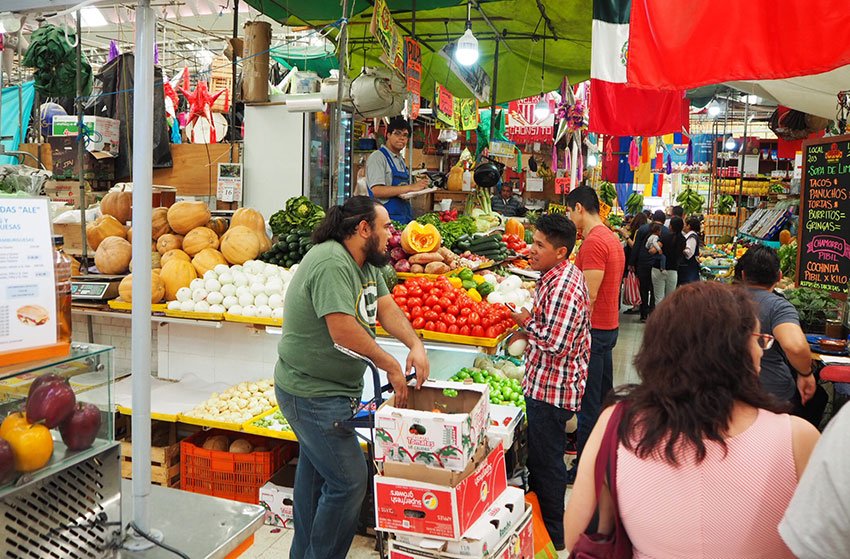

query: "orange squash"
(231, 207), (271, 252)
(86, 215), (126, 250)
(182, 227), (220, 256)
(400, 222), (442, 254)
(206, 217), (229, 237)
(119, 272), (166, 304)
(779, 230), (792, 245)
(505, 218), (525, 240)
(152, 207), (173, 240)
(156, 234), (184, 255)
(192, 248), (227, 276)
(220, 226), (260, 265)
(160, 259), (198, 301)
(160, 249), (191, 267)
(94, 236), (132, 274)
(100, 189), (133, 224)
(167, 201), (211, 235)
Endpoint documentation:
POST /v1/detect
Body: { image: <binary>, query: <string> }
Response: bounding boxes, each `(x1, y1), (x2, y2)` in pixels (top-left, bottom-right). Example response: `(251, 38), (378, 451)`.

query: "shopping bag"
(524, 492), (558, 559)
(623, 271), (641, 307)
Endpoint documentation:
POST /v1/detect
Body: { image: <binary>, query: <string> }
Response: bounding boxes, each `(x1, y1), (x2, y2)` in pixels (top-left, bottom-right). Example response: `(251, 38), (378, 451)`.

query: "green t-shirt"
(275, 240), (389, 399)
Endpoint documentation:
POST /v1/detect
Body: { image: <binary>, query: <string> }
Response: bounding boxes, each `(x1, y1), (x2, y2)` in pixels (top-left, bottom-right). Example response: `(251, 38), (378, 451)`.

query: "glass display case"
(0, 342), (115, 497)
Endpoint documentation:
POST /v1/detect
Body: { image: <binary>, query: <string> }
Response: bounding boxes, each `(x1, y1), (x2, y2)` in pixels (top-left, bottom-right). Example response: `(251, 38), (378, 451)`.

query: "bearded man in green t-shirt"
(275, 195), (429, 559)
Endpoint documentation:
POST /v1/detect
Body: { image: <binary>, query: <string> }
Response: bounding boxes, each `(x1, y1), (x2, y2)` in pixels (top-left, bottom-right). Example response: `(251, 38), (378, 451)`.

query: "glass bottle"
(54, 235), (73, 345)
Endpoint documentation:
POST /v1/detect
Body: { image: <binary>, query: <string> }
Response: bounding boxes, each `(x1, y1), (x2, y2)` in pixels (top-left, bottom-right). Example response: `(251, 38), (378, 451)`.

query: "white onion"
(176, 287), (192, 303)
(180, 300), (195, 312)
(190, 278), (205, 291)
(204, 279), (222, 292)
(192, 288), (208, 303)
(222, 295), (239, 309)
(220, 284), (237, 297)
(206, 291), (224, 305)
(242, 305), (258, 317)
(235, 285), (252, 298)
(254, 293), (269, 307)
(249, 282), (265, 296)
(214, 264), (230, 275)
(194, 300), (211, 313)
(167, 300), (181, 310)
(203, 270), (218, 281)
(256, 305), (272, 318)
(238, 293), (254, 307)
(228, 304), (243, 315)
(209, 304), (226, 313)
(268, 293), (283, 309)
(271, 308), (284, 320)
(218, 272), (234, 285)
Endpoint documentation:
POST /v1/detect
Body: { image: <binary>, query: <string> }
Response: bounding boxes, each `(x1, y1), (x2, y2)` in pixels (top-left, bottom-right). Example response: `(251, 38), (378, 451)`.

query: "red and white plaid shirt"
(521, 259), (591, 410)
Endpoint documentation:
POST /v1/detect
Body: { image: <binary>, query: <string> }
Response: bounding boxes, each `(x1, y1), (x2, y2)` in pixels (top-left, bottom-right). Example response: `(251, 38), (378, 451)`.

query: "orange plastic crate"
(180, 429), (296, 503)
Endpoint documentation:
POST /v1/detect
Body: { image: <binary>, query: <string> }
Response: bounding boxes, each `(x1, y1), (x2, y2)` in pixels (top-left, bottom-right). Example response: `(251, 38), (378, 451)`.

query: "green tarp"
(244, 0), (592, 105)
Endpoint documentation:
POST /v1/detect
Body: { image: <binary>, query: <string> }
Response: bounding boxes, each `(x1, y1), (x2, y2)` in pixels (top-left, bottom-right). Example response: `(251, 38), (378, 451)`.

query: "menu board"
(0, 197), (58, 356)
(797, 135), (850, 295)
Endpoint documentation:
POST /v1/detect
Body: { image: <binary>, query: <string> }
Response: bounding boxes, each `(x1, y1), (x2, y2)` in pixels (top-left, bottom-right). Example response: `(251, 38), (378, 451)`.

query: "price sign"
(217, 163), (243, 203)
(797, 135), (850, 295)
(0, 197), (58, 354)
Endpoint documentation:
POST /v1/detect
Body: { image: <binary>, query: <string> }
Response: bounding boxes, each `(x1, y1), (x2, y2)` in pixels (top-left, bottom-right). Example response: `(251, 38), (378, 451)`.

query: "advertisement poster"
(217, 163), (243, 202)
(506, 94), (555, 144)
(0, 197), (57, 354)
(455, 98), (479, 131)
(435, 83), (455, 126)
(371, 0), (405, 76)
(405, 38), (422, 119)
(438, 43), (491, 103)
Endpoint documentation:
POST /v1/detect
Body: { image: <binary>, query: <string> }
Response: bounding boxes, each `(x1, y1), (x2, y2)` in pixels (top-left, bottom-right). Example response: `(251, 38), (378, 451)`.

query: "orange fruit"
(5, 422), (54, 472)
(0, 412), (28, 439)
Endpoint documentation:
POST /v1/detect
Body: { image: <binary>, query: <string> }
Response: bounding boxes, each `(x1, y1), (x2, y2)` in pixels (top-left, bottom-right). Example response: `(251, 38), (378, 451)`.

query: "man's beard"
(365, 234), (390, 267)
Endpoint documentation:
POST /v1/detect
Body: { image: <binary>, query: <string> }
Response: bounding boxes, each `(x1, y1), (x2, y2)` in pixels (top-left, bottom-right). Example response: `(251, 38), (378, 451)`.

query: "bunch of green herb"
(784, 287), (839, 327)
(777, 241), (797, 278)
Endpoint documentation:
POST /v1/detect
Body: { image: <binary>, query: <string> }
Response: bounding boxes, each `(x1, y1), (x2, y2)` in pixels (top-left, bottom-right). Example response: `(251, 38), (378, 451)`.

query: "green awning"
(244, 0), (592, 105)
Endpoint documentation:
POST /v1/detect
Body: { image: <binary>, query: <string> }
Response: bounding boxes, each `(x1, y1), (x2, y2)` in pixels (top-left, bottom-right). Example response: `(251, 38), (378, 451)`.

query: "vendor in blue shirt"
(366, 117), (430, 224)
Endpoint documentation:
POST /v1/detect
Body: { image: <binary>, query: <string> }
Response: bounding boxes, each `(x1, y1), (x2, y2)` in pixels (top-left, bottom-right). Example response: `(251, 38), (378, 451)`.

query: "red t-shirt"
(574, 224), (626, 330)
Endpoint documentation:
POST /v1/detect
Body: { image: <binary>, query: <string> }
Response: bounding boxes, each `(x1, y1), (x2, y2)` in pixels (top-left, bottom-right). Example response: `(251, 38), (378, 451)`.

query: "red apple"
(26, 379), (76, 428)
(27, 373), (63, 399)
(59, 403), (102, 451)
(0, 438), (13, 481)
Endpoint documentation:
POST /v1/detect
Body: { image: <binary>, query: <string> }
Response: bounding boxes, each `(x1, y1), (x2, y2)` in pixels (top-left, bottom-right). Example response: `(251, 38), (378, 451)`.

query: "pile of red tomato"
(392, 277), (514, 339)
(502, 234), (527, 252)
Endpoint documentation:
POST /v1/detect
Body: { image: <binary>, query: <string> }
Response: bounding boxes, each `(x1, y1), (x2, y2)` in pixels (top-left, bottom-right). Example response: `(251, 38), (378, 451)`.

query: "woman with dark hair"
(651, 216), (686, 302)
(564, 282), (819, 558)
(678, 216), (702, 285)
(618, 212), (648, 314)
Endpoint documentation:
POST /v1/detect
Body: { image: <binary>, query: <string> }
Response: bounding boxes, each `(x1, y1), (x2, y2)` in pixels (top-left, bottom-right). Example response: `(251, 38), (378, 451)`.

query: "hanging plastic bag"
(623, 270), (641, 307)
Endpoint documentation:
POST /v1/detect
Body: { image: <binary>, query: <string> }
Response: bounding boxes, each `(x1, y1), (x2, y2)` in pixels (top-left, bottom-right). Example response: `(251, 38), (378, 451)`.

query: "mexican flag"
(627, 0), (850, 90)
(589, 0), (687, 136)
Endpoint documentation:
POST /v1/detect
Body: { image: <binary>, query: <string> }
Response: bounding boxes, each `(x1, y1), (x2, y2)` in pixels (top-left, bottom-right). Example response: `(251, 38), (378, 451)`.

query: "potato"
(202, 435), (229, 451)
(424, 261), (451, 275)
(229, 439), (254, 454)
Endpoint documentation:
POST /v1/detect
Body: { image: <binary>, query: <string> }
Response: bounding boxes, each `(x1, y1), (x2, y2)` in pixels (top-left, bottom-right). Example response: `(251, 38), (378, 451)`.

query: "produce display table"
(118, 479), (264, 559)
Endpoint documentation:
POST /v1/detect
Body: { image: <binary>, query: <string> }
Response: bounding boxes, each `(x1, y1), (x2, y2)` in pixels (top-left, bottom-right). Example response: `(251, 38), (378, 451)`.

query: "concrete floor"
(242, 313), (646, 558)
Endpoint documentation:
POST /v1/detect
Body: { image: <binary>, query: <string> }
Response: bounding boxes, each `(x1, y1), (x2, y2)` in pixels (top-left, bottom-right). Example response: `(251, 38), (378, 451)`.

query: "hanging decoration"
(21, 24), (92, 98)
(178, 71), (229, 143)
(108, 40), (119, 62)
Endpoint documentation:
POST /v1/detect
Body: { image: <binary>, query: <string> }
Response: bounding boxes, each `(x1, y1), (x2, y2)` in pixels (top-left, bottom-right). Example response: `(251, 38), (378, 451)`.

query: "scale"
(71, 275), (124, 302)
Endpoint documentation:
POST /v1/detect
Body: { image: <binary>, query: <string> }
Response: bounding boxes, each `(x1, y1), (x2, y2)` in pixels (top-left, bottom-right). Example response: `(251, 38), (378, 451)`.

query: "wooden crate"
(210, 76), (232, 113)
(120, 422), (181, 488)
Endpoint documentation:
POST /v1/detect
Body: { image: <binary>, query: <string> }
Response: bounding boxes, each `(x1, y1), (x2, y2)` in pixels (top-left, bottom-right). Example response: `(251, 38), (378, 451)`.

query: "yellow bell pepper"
(467, 288), (482, 302)
(472, 274), (486, 285)
(449, 277), (463, 289)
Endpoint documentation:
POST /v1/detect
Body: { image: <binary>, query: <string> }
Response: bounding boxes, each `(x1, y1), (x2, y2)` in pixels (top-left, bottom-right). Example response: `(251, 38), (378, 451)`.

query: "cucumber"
(288, 241), (300, 251)
(285, 234), (299, 243)
(469, 240), (501, 252)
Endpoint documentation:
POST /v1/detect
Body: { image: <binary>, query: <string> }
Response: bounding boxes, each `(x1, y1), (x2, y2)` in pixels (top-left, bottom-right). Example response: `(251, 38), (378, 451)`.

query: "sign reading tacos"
(797, 135), (850, 295)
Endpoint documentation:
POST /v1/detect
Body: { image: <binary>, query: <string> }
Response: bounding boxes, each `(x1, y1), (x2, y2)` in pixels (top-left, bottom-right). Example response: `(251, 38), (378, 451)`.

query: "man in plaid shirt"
(511, 213), (591, 551)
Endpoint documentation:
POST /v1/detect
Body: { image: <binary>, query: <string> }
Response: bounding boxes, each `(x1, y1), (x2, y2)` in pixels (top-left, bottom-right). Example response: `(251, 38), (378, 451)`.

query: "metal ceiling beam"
(470, 0), (514, 56)
(534, 0), (557, 40)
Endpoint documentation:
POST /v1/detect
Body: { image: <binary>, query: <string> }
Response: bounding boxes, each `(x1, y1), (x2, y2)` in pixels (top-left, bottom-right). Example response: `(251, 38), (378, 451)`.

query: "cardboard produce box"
(52, 222), (85, 254)
(48, 136), (115, 186)
(44, 180), (99, 209)
(52, 115), (120, 155)
(486, 404), (524, 451)
(394, 486), (525, 557)
(387, 504), (533, 559)
(258, 459), (296, 527)
(375, 442), (507, 540)
(375, 381), (489, 472)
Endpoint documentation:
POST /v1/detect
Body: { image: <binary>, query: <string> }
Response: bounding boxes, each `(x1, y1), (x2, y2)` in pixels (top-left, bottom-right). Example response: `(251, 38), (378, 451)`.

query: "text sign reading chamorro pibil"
(798, 135), (850, 295)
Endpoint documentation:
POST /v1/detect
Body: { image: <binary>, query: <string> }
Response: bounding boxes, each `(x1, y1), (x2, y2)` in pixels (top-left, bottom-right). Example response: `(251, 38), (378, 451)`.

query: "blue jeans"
(577, 328), (619, 460)
(525, 397), (575, 548)
(276, 386), (368, 559)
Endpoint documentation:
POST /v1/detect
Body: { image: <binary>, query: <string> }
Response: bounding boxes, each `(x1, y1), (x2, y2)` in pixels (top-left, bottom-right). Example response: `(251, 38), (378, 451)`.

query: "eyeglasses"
(752, 333), (775, 350)
(390, 130), (410, 139)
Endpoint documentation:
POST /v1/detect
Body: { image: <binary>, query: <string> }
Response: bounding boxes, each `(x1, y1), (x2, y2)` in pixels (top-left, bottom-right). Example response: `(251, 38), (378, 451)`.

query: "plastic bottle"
(462, 164), (472, 192)
(54, 235), (73, 346)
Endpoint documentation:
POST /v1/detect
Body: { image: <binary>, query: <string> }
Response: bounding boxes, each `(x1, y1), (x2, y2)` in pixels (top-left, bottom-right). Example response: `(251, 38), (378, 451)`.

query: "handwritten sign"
(217, 163), (243, 203)
(435, 83), (455, 126)
(405, 38), (421, 119)
(797, 135), (850, 295)
(370, 0), (405, 76)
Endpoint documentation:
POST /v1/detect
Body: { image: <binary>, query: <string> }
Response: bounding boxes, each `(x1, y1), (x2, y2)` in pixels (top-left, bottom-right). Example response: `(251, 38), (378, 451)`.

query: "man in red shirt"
(510, 214), (591, 551)
(566, 186), (626, 479)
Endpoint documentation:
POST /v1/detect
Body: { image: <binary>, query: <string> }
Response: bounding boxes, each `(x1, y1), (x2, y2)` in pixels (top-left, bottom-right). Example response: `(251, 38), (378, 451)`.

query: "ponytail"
(312, 195), (380, 244)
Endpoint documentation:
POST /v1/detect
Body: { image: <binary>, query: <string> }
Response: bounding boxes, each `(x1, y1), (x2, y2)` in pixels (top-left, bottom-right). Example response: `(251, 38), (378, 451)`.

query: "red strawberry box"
(374, 442), (507, 540)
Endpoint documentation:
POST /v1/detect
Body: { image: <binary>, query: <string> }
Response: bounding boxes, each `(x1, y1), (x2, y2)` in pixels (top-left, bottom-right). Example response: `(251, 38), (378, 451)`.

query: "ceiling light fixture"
(454, 1), (479, 66)
(724, 136), (737, 151)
